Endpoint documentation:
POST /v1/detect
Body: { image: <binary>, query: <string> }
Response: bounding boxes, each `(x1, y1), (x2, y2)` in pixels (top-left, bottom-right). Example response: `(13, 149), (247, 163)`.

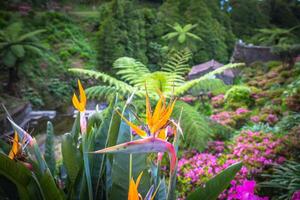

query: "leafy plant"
(0, 81), (243, 200)
(276, 113), (300, 133)
(162, 23), (201, 51)
(251, 26), (300, 46)
(69, 56), (242, 99)
(0, 22), (45, 94)
(224, 85), (253, 109)
(261, 161), (300, 200)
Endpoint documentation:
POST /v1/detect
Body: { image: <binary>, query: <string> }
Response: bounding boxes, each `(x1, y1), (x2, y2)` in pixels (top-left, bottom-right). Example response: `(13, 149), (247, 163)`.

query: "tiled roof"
(189, 59), (224, 76)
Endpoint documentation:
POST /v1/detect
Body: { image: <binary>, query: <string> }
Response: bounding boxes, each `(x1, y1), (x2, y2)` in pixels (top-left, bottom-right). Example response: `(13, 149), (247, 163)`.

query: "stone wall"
(231, 42), (281, 65)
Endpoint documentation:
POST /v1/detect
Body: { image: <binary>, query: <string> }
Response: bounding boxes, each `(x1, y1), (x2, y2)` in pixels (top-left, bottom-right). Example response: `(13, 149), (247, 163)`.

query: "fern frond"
(172, 101), (214, 151)
(113, 57), (151, 85)
(189, 78), (229, 96)
(162, 49), (192, 78)
(69, 68), (135, 93)
(174, 63), (244, 96)
(85, 85), (119, 100)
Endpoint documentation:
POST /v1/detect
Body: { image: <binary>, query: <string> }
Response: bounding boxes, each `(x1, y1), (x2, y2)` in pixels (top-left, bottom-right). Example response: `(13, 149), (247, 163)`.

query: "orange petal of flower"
(78, 80), (86, 109)
(157, 129), (167, 140)
(135, 171), (143, 188)
(128, 178), (139, 200)
(8, 132), (20, 159)
(151, 99), (176, 134)
(116, 110), (147, 138)
(72, 80), (86, 112)
(145, 89), (153, 128)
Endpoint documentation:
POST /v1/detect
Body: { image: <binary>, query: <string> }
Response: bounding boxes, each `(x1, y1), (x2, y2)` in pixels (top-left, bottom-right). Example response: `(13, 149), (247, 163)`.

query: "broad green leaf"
(18, 29), (46, 41)
(0, 153), (43, 200)
(71, 112), (80, 144)
(187, 162), (242, 200)
(61, 133), (82, 185)
(178, 34), (186, 44)
(44, 121), (56, 175)
(109, 113), (150, 200)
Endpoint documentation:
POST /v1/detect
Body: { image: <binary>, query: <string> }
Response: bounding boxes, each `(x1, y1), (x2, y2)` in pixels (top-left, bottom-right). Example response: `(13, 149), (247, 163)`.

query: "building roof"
(189, 59), (224, 76)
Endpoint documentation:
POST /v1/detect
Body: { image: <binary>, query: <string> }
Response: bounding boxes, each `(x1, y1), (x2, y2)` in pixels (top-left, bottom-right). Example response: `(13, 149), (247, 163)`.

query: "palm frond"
(174, 63), (244, 96)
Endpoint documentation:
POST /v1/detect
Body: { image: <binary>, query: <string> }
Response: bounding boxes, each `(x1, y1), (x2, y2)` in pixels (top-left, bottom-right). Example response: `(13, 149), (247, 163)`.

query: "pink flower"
(236, 108), (249, 115)
(266, 114), (278, 124)
(251, 116), (260, 123)
(212, 94), (225, 102)
(292, 190), (300, 200)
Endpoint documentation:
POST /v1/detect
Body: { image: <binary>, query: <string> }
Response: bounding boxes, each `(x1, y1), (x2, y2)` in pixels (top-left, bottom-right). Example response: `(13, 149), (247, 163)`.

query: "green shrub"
(276, 113), (300, 133)
(224, 86), (253, 109)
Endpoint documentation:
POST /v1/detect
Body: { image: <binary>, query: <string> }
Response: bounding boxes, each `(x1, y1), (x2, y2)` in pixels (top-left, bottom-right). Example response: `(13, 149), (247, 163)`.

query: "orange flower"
(8, 132), (21, 160)
(117, 90), (176, 140)
(128, 172), (157, 200)
(72, 79), (87, 112)
(128, 172), (143, 200)
(72, 80), (87, 134)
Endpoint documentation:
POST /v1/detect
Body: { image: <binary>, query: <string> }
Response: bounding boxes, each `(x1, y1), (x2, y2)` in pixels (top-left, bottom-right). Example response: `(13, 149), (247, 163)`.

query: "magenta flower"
(236, 108), (249, 115)
(251, 116), (260, 123)
(292, 190), (300, 200)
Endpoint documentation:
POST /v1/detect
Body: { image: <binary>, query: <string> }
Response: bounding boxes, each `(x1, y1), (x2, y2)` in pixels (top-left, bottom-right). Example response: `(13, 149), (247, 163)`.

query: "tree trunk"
(6, 62), (20, 96)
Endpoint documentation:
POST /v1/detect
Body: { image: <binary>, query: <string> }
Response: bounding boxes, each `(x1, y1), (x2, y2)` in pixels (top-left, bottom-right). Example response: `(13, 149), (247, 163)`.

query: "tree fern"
(162, 48), (192, 78)
(69, 58), (243, 100)
(113, 57), (151, 85)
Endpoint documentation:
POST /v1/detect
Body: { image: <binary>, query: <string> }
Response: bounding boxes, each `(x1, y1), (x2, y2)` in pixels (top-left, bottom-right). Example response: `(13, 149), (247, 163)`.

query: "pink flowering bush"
(210, 108), (250, 128)
(177, 131), (286, 199)
(211, 94), (225, 108)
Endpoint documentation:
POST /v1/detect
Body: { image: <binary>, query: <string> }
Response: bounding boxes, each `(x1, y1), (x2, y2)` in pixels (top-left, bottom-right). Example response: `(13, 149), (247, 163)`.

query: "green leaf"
(82, 135), (93, 200)
(71, 112), (80, 145)
(0, 153), (43, 200)
(178, 34), (186, 44)
(44, 121), (56, 176)
(18, 29), (46, 41)
(61, 133), (82, 185)
(109, 113), (150, 200)
(187, 162), (242, 200)
(33, 167), (65, 200)
(11, 45), (25, 58)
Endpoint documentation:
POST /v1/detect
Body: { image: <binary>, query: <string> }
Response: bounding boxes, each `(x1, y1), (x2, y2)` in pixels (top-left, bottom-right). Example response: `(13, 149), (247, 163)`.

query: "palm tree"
(162, 23), (201, 51)
(0, 22), (45, 94)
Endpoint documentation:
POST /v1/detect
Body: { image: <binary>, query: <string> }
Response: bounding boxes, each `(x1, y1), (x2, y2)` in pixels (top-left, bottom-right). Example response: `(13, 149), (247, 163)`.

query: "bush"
(276, 113), (300, 133)
(224, 86), (253, 109)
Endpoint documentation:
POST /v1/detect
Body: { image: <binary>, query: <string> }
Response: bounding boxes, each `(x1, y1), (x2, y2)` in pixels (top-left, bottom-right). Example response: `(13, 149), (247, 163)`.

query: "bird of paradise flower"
(92, 88), (179, 174)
